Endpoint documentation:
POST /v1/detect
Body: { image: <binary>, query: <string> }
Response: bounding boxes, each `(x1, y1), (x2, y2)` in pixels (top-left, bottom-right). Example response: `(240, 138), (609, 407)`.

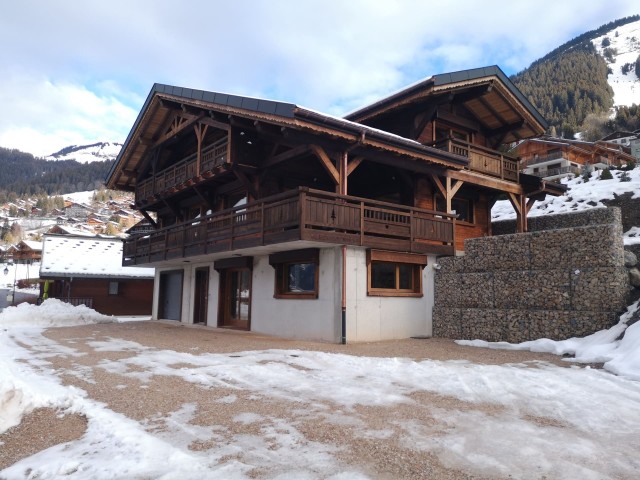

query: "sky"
(0, 1), (638, 157)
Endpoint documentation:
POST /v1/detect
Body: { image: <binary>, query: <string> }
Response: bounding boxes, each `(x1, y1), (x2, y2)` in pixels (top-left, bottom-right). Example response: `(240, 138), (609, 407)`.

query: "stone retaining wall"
(433, 208), (629, 343)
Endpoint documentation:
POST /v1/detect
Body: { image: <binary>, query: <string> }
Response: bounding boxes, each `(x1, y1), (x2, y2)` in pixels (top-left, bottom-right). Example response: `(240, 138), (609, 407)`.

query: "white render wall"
(250, 248), (342, 342)
(345, 247), (436, 342)
(151, 246), (436, 343)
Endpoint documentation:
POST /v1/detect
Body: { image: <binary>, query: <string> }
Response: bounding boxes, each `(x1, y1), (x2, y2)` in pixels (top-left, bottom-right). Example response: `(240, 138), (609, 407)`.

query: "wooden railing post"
(300, 190), (307, 238)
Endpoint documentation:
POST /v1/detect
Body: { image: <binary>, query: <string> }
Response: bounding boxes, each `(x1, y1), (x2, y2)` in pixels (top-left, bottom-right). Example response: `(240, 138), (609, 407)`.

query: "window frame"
(434, 193), (474, 224)
(269, 248), (319, 300)
(366, 250), (426, 297)
(108, 281), (119, 296)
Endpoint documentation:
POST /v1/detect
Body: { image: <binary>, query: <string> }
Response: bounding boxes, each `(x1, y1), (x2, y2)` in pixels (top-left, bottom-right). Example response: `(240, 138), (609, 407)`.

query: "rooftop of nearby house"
(40, 234), (155, 279)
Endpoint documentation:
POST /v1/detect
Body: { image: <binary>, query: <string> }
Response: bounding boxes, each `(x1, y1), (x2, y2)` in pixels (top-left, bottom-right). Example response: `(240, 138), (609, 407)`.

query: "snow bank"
(457, 300), (640, 381)
(0, 298), (115, 328)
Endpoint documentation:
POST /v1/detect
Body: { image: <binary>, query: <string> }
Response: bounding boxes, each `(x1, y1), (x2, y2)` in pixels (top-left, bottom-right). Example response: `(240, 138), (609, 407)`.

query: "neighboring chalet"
(600, 130), (640, 160)
(105, 66), (564, 342)
(516, 136), (636, 180)
(14, 240), (43, 264)
(39, 234), (154, 316)
(65, 202), (94, 219)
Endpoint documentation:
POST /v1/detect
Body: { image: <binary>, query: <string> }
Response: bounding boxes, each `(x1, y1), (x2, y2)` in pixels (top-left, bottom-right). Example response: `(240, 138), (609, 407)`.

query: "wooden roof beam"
(262, 145), (310, 168)
(310, 145), (340, 184)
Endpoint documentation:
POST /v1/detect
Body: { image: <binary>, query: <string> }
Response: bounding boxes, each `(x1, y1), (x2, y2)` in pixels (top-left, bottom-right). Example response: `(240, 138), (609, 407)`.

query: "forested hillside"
(512, 15), (640, 138)
(0, 147), (113, 202)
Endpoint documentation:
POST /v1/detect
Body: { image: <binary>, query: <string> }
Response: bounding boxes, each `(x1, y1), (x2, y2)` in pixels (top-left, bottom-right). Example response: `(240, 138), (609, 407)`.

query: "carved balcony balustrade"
(123, 188), (456, 265)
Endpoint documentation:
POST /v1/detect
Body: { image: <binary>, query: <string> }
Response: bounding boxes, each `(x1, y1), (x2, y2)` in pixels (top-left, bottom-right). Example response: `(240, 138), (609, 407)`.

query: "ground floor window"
(108, 281), (119, 295)
(367, 250), (426, 297)
(269, 248), (319, 299)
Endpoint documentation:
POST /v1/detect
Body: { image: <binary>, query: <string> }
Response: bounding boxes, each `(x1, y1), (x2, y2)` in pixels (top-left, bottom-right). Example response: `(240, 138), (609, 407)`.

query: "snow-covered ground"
(592, 19), (640, 107)
(492, 166), (640, 244)
(1, 262), (40, 294)
(1, 301), (640, 478)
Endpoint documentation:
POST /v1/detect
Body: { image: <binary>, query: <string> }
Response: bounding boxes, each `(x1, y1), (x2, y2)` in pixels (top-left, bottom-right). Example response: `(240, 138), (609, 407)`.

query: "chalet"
(106, 65), (563, 343)
(65, 202), (93, 219)
(516, 136), (636, 180)
(600, 131), (640, 160)
(47, 224), (97, 237)
(14, 240), (43, 264)
(39, 234), (154, 316)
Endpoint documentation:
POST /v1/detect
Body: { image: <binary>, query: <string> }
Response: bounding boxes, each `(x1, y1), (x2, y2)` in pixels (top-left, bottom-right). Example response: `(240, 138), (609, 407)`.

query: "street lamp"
(3, 263), (16, 305)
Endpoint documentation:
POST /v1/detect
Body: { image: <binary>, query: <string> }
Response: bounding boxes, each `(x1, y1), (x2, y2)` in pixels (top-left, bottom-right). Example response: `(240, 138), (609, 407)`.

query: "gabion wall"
(433, 208), (629, 342)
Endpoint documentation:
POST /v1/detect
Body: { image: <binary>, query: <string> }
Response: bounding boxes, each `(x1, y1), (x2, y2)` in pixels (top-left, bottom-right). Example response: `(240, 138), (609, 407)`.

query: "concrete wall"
(345, 247), (436, 342)
(250, 248), (342, 342)
(152, 246), (437, 343)
(434, 208), (628, 342)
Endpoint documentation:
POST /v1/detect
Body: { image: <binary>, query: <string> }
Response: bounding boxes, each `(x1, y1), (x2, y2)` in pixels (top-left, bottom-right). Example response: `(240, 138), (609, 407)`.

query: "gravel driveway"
(3, 320), (636, 479)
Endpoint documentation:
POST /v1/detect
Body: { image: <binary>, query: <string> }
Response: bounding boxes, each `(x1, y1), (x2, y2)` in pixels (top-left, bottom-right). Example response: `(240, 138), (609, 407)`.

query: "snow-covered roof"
(40, 234), (154, 279)
(19, 240), (43, 251)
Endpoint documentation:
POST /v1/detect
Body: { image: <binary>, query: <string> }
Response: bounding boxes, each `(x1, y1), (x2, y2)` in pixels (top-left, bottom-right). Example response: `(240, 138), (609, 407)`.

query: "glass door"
(219, 268), (251, 329)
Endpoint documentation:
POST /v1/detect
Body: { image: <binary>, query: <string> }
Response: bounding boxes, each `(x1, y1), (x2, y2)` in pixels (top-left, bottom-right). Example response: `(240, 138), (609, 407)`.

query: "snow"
(624, 226), (640, 245)
(40, 234), (154, 279)
(63, 190), (96, 204)
(592, 19), (640, 108)
(1, 303), (640, 478)
(457, 301), (640, 382)
(45, 142), (122, 164)
(492, 165), (640, 221)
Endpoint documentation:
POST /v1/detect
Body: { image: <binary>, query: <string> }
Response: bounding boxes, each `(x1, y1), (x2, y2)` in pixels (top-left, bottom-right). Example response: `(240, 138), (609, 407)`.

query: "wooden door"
(219, 268), (251, 330)
(193, 267), (209, 324)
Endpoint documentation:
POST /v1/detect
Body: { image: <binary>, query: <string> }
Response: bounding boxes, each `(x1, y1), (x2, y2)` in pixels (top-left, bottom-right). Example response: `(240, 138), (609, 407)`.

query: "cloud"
(0, 70), (138, 156)
(0, 0), (638, 155)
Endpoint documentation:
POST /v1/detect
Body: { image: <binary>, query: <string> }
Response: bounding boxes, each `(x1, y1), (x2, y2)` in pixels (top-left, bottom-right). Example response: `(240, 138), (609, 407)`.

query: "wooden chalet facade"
(516, 136), (636, 180)
(14, 240), (43, 264)
(39, 234), (154, 316)
(106, 66), (563, 342)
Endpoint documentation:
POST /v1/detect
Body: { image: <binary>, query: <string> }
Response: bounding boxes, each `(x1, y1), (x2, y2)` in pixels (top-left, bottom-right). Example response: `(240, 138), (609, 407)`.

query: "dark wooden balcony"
(123, 188), (456, 265)
(435, 139), (519, 182)
(135, 137), (228, 206)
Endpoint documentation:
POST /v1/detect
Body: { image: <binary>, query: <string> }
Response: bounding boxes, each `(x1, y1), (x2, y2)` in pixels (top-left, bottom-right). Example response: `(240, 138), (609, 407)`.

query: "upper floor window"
(435, 194), (474, 223)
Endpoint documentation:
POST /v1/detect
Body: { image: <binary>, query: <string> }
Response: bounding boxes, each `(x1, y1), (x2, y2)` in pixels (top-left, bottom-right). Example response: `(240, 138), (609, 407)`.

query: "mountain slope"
(46, 142), (122, 164)
(591, 20), (640, 107)
(512, 15), (640, 137)
(0, 147), (114, 199)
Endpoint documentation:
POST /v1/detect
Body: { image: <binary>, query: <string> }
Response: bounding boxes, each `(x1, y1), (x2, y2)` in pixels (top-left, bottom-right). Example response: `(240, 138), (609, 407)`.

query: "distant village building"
(600, 130), (640, 160)
(14, 240), (43, 264)
(65, 202), (94, 219)
(39, 234), (155, 316)
(515, 136), (636, 180)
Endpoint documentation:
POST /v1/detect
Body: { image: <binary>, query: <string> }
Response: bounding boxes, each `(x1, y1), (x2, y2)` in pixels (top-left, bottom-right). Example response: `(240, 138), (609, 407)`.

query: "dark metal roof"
(106, 84), (297, 182)
(345, 65), (548, 130)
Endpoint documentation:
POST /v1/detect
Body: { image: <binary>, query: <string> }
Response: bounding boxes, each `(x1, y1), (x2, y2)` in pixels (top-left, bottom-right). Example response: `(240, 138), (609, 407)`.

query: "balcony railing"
(135, 137), (228, 205)
(520, 152), (567, 168)
(123, 188), (456, 265)
(435, 139), (519, 182)
(528, 165), (581, 178)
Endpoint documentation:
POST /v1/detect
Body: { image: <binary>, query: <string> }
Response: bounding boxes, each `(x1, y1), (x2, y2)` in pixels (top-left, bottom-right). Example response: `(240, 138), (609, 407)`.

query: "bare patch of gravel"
(1, 321), (580, 477)
(0, 408), (87, 470)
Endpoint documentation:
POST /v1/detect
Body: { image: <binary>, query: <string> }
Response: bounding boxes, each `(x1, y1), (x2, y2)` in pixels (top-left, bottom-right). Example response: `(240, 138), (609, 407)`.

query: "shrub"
(620, 171), (631, 182)
(600, 168), (613, 180)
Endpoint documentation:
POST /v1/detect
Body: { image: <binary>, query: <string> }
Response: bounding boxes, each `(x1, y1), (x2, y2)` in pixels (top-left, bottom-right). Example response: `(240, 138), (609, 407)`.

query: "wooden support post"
(194, 123), (209, 176)
(507, 192), (528, 233)
(310, 145), (340, 186)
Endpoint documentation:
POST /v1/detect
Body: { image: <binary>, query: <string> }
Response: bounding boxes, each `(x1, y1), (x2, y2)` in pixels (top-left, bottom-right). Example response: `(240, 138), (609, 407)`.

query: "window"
(269, 249), (319, 299)
(108, 281), (119, 295)
(367, 250), (426, 297)
(435, 194), (474, 223)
